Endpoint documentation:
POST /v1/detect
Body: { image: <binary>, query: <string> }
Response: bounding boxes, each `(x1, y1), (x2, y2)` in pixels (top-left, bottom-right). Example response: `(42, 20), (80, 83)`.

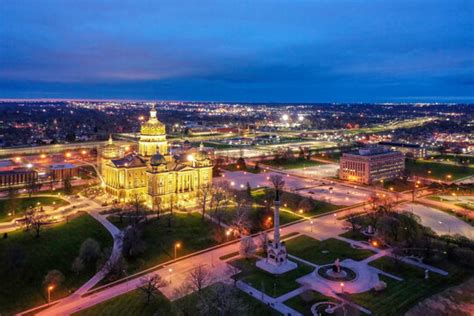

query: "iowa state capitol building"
(101, 105), (213, 209)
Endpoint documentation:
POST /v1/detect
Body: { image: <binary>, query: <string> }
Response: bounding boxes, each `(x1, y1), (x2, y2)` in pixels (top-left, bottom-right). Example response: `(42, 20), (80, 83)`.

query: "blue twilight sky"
(0, 0), (473, 102)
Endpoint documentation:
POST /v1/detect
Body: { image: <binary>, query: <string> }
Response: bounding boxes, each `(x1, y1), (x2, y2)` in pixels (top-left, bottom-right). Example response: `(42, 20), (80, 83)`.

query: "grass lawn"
(284, 290), (337, 316)
(125, 213), (225, 275)
(230, 257), (313, 297)
(74, 288), (174, 316)
(0, 196), (69, 222)
(252, 188), (343, 218)
(349, 256), (473, 315)
(382, 179), (413, 192)
(262, 158), (325, 170)
(0, 212), (113, 315)
(339, 229), (369, 242)
(285, 235), (375, 265)
(75, 282), (279, 316)
(223, 163), (261, 174)
(405, 159), (474, 181)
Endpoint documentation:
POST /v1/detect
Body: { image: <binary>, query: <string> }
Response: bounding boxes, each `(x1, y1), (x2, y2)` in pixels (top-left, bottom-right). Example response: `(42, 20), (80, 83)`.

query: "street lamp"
(310, 220), (313, 232)
(174, 242), (181, 259)
(47, 285), (54, 304)
(168, 268), (173, 283)
(340, 282), (344, 293)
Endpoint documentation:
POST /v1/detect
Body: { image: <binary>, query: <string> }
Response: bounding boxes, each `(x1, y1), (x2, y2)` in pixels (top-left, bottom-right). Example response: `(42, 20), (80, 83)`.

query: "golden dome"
(102, 135), (119, 159)
(140, 105), (165, 136)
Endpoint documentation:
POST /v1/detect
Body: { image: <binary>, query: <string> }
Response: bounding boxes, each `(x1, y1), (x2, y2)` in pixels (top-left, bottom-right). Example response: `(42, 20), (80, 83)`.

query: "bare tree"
(128, 192), (146, 225)
(26, 177), (41, 197)
(225, 264), (241, 287)
(231, 202), (252, 236)
(71, 257), (85, 275)
(239, 236), (256, 259)
(139, 274), (167, 304)
(346, 212), (358, 232)
(197, 183), (212, 221)
(269, 174), (285, 201)
(168, 194), (177, 227)
(5, 185), (19, 217)
(189, 265), (212, 293)
(30, 209), (47, 238)
(197, 283), (249, 315)
(100, 252), (128, 282)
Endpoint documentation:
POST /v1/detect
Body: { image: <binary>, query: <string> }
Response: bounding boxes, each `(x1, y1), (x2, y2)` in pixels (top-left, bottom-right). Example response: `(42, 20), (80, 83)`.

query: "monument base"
(256, 258), (298, 274)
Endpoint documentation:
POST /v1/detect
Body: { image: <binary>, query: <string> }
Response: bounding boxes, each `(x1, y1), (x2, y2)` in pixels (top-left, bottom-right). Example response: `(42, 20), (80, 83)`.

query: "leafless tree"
(346, 212), (358, 232)
(139, 274), (167, 304)
(269, 174), (285, 201)
(128, 192), (146, 225)
(71, 257), (85, 275)
(29, 208), (47, 237)
(225, 264), (241, 287)
(100, 251), (128, 282)
(168, 194), (177, 227)
(189, 265), (212, 293)
(26, 177), (41, 197)
(197, 183), (212, 221)
(231, 202), (252, 236)
(197, 283), (249, 315)
(239, 236), (256, 259)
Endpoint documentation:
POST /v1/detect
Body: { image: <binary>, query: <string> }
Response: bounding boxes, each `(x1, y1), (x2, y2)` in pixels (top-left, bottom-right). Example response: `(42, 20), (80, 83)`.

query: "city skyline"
(1, 0), (473, 102)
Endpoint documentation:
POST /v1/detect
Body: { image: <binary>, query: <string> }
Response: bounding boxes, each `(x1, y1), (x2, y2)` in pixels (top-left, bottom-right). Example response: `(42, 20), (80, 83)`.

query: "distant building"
(378, 141), (427, 158)
(48, 163), (79, 181)
(0, 167), (38, 187)
(339, 147), (405, 185)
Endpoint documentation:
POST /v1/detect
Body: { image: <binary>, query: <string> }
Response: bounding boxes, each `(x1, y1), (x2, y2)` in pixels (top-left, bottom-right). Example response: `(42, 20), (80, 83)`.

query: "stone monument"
(256, 175), (297, 274)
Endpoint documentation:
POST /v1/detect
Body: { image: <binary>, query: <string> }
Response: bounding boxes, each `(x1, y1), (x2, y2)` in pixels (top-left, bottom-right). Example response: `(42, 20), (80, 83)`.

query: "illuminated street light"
(81, 150), (87, 155)
(47, 285), (54, 304)
(340, 282), (344, 293)
(174, 242), (181, 259)
(298, 115), (304, 122)
(65, 152), (72, 158)
(187, 154), (194, 162)
(282, 114), (289, 121)
(40, 154), (47, 159)
(26, 163), (33, 168)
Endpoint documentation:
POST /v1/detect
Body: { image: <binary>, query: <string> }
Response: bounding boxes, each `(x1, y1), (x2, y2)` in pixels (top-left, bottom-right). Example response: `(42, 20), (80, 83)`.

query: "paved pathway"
(399, 202), (474, 239)
(236, 281), (303, 316)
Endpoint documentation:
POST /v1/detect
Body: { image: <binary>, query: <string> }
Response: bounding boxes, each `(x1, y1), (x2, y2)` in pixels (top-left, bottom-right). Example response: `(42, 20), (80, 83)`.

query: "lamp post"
(47, 285), (54, 305)
(174, 242), (181, 259)
(168, 268), (173, 284)
(340, 282), (344, 294)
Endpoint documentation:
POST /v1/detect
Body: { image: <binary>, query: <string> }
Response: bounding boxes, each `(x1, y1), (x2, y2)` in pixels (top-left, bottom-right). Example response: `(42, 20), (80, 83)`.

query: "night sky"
(1, 0), (473, 102)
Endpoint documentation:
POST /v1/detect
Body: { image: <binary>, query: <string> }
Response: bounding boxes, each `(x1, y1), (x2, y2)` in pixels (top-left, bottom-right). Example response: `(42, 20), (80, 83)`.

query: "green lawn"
(217, 200), (301, 235)
(230, 257), (313, 297)
(125, 213), (225, 275)
(223, 163), (261, 174)
(405, 159), (474, 181)
(382, 179), (414, 192)
(0, 213), (113, 315)
(284, 290), (337, 316)
(262, 158), (325, 170)
(0, 196), (69, 222)
(74, 288), (174, 316)
(285, 235), (375, 265)
(75, 283), (279, 316)
(339, 229), (369, 242)
(349, 256), (473, 315)
(251, 188), (343, 218)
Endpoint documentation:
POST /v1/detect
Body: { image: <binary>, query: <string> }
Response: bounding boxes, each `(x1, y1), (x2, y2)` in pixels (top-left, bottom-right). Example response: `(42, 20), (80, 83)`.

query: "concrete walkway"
(236, 281), (303, 316)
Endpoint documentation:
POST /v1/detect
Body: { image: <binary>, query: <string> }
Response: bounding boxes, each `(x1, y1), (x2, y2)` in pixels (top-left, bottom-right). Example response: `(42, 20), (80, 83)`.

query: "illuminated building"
(101, 105), (213, 209)
(378, 141), (426, 158)
(339, 147), (405, 185)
